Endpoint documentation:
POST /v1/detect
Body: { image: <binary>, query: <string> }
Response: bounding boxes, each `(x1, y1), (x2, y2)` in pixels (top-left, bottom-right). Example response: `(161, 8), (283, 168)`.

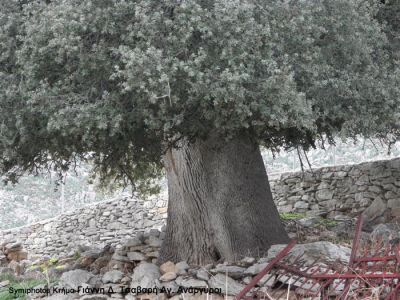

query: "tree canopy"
(0, 0), (399, 188)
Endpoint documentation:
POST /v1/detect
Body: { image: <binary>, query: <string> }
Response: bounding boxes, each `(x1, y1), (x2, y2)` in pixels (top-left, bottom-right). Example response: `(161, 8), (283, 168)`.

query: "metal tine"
(375, 236), (385, 256)
(370, 256), (383, 275)
(330, 279), (357, 300)
(333, 278), (350, 300)
(320, 263), (349, 300)
(297, 263), (328, 296)
(269, 273), (298, 296)
(384, 243), (393, 266)
(272, 258), (320, 295)
(321, 279), (333, 300)
(277, 255), (314, 278)
(272, 283), (320, 300)
(383, 245), (396, 274)
(382, 279), (395, 295)
(287, 251), (307, 266)
(329, 263), (355, 300)
(378, 280), (394, 300)
(384, 281), (400, 300)
(363, 244), (370, 269)
(320, 279), (337, 300)
(299, 266), (328, 296)
(250, 268), (280, 299)
(273, 277), (320, 300)
(395, 245), (400, 268)
(256, 270), (279, 290)
(271, 285), (290, 300)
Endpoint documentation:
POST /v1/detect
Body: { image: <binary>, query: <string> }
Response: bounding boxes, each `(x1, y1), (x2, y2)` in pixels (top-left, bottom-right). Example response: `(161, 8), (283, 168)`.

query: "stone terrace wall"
(0, 196), (167, 258)
(2, 157), (400, 258)
(270, 157), (400, 217)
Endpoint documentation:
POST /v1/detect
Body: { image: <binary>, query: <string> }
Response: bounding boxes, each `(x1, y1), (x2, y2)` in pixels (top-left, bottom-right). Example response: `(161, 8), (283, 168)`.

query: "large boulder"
(60, 269), (93, 290)
(131, 262), (160, 289)
(370, 223), (400, 242)
(102, 270), (124, 284)
(208, 274), (244, 296)
(362, 197), (388, 226)
(268, 241), (351, 265)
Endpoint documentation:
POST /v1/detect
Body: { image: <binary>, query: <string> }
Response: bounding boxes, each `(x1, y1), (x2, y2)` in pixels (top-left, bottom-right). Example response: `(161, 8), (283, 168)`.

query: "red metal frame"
(236, 215), (400, 299)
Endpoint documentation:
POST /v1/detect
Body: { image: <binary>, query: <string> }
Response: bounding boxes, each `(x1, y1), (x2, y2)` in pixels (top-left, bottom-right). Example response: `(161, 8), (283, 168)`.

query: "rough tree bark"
(158, 133), (289, 265)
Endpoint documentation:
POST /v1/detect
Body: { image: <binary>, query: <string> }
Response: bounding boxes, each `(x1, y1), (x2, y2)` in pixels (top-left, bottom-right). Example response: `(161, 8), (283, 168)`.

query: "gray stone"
(175, 277), (208, 288)
(127, 252), (146, 261)
(388, 199), (400, 208)
(102, 270), (124, 284)
(370, 224), (400, 242)
(389, 159), (400, 169)
(208, 274), (244, 295)
(368, 186), (382, 193)
(111, 253), (130, 262)
(355, 174), (369, 185)
(317, 182), (331, 190)
(123, 238), (142, 247)
(149, 229), (160, 237)
(211, 265), (246, 279)
(60, 269), (93, 289)
(175, 261), (190, 274)
(316, 190), (334, 201)
(245, 263), (268, 276)
(363, 197), (387, 222)
(196, 269), (210, 281)
(298, 217), (320, 227)
(294, 201), (309, 209)
(88, 219), (96, 228)
(268, 242), (351, 264)
(159, 272), (177, 282)
(131, 262), (160, 289)
(146, 236), (163, 247)
(385, 191), (399, 200)
(240, 257), (256, 265)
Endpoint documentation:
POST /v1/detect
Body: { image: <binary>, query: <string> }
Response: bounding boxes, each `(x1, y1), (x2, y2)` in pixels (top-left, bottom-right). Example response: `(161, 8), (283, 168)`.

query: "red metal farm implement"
(236, 215), (400, 299)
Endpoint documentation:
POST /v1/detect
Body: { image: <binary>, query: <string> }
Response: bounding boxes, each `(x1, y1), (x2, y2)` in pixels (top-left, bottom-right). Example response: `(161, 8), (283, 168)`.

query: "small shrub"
(0, 275), (47, 300)
(280, 212), (306, 220)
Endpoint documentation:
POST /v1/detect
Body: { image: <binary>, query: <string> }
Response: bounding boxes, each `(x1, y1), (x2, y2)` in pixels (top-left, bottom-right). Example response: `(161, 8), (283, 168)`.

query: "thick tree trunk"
(158, 133), (289, 265)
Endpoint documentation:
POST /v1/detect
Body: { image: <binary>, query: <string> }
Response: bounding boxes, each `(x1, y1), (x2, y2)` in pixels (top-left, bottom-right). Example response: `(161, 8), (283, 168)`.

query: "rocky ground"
(1, 215), (399, 300)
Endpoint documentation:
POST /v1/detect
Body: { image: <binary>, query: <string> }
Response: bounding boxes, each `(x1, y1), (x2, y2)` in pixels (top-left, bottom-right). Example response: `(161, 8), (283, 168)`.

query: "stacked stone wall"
(270, 157), (400, 216)
(2, 157), (400, 257)
(0, 196), (167, 257)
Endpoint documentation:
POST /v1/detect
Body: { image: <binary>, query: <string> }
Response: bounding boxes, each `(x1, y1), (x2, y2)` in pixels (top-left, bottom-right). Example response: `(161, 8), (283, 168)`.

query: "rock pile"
(18, 239), (352, 300)
(0, 216), (398, 300)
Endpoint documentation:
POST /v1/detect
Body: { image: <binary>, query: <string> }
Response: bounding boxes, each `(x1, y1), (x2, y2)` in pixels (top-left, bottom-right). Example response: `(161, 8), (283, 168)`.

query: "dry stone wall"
(2, 157), (400, 257)
(270, 157), (400, 217)
(0, 196), (167, 258)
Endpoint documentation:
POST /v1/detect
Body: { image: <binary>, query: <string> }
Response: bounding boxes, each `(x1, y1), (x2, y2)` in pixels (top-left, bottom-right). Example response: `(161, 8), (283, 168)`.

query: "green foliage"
(279, 212), (306, 220)
(317, 218), (338, 227)
(0, 274), (47, 300)
(73, 250), (81, 260)
(48, 258), (58, 265)
(0, 0), (399, 190)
